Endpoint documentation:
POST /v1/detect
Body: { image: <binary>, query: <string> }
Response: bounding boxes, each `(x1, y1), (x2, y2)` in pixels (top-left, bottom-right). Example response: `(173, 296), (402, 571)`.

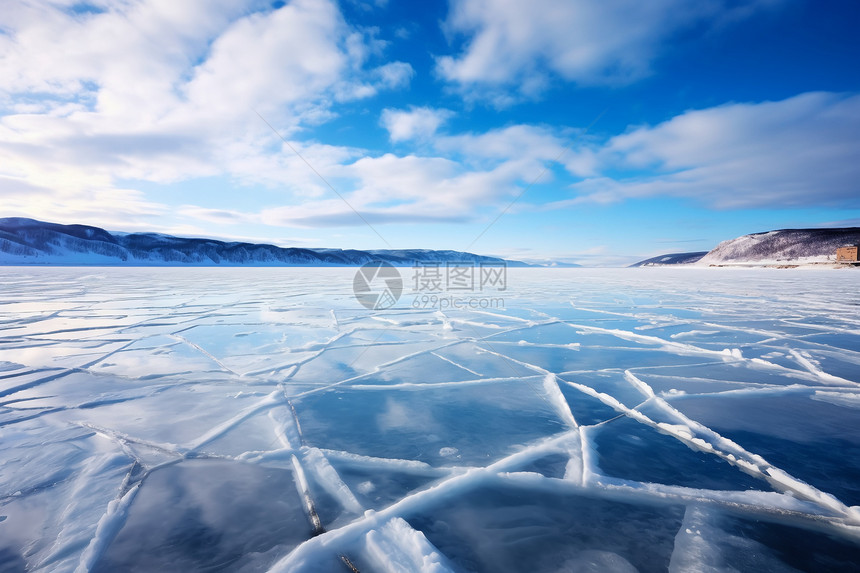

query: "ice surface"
(1, 267), (859, 572)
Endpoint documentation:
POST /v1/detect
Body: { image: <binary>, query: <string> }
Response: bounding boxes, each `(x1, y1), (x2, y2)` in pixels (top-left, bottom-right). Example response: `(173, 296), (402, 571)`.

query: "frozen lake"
(1, 267), (859, 572)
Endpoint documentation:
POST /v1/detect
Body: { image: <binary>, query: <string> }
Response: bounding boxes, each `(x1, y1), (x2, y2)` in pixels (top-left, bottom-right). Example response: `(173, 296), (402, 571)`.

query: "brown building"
(836, 246), (859, 262)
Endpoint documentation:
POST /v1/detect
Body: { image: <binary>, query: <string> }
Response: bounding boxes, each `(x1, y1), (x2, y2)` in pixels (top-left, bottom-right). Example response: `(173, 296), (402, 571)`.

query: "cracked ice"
(1, 267), (859, 572)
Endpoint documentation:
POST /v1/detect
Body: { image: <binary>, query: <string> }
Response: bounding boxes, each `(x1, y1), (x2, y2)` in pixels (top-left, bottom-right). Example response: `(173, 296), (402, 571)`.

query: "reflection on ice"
(408, 482), (684, 573)
(1, 267), (859, 572)
(296, 381), (567, 466)
(92, 460), (308, 573)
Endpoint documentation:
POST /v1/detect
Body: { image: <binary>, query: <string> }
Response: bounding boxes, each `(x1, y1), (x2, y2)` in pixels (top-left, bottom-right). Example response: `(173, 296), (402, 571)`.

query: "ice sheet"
(1, 267), (859, 572)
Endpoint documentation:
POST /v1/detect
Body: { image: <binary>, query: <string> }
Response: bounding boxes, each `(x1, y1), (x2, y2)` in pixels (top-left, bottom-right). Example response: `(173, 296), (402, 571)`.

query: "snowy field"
(1, 267), (859, 572)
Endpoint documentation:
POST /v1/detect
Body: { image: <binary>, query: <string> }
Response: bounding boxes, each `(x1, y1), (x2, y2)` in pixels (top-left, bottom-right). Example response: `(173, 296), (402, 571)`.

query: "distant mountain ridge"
(629, 252), (708, 267)
(631, 228), (860, 267)
(0, 218), (528, 267)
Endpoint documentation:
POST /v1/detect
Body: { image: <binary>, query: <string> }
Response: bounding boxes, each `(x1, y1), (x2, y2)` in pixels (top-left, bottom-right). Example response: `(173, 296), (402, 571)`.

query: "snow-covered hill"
(0, 218), (526, 267)
(697, 228), (860, 266)
(629, 252), (708, 267)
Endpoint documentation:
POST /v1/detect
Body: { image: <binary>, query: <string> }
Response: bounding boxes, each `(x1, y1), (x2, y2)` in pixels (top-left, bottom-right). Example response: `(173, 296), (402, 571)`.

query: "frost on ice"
(1, 267), (859, 572)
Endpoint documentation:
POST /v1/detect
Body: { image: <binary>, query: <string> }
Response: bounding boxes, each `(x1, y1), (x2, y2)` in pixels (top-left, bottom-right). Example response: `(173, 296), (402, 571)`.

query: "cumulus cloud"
(558, 92), (860, 209)
(0, 0), (262, 117)
(380, 107), (453, 142)
(437, 0), (783, 103)
(0, 0), (413, 227)
(436, 124), (566, 166)
(373, 62), (416, 90)
(253, 123), (569, 227)
(0, 174), (168, 231)
(344, 125), (568, 215)
(182, 0), (352, 117)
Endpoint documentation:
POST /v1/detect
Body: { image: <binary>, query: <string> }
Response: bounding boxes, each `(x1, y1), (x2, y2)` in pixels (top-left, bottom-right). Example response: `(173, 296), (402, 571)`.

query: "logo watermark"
(353, 261), (403, 310)
(353, 261), (507, 310)
(411, 294), (505, 310)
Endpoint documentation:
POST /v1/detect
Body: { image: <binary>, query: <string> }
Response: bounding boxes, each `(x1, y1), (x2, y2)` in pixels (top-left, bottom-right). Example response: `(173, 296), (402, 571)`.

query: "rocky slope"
(697, 228), (860, 266)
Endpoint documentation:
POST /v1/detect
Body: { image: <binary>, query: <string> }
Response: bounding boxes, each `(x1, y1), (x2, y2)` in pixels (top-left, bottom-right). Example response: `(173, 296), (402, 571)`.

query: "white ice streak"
(789, 349), (854, 385)
(290, 339), (465, 399)
(668, 505), (733, 573)
(266, 431), (582, 572)
(624, 369), (655, 400)
(563, 427), (587, 485)
(268, 404), (300, 449)
(484, 346), (860, 526)
(74, 469), (141, 573)
(564, 319), (860, 387)
(349, 374), (542, 391)
(567, 321), (748, 361)
(498, 471), (854, 535)
(78, 422), (183, 457)
(669, 330), (722, 339)
(301, 446), (363, 514)
(186, 390), (284, 453)
(434, 311), (454, 331)
(811, 390), (860, 409)
(291, 453), (323, 534)
(239, 330), (353, 378)
(624, 372), (860, 523)
(35, 452), (134, 571)
(168, 333), (237, 375)
(319, 449), (457, 477)
(666, 503), (821, 573)
(430, 351), (482, 377)
(542, 373), (579, 428)
(364, 517), (456, 573)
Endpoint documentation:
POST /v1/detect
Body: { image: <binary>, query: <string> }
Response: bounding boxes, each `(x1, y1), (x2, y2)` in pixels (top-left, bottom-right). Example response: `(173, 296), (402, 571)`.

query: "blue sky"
(1, 0), (858, 265)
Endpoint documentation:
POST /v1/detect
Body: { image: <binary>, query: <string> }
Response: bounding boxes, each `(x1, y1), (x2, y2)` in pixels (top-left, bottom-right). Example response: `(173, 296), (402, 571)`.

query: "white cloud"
(373, 62), (415, 90)
(437, 0), (782, 102)
(258, 153), (510, 227)
(380, 106), (453, 142)
(0, 0), (413, 228)
(558, 92), (860, 209)
(0, 174), (168, 230)
(176, 206), (258, 225)
(436, 124), (565, 166)
(0, 0), (262, 116)
(183, 0), (351, 117)
(257, 123), (569, 226)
